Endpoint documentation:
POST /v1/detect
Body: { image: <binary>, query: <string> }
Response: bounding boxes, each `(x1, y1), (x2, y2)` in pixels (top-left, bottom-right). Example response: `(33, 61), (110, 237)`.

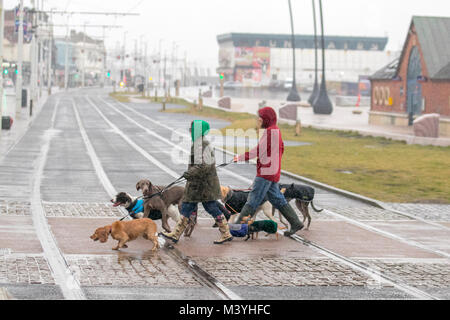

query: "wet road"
(0, 88), (449, 300)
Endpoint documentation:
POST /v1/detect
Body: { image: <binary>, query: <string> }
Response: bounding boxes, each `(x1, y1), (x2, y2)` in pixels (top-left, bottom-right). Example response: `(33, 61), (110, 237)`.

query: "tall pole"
(0, 0), (4, 132)
(101, 27), (106, 88)
(47, 13), (53, 95)
(38, 1), (43, 99)
(82, 23), (86, 87)
(144, 42), (148, 96)
(30, 0), (37, 116)
(287, 0), (301, 102)
(308, 0), (319, 105)
(16, 0), (24, 118)
(64, 24), (69, 90)
(312, 0), (333, 114)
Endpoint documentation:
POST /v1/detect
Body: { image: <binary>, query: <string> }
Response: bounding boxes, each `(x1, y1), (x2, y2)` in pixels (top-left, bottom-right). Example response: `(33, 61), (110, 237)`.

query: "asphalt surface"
(0, 88), (449, 300)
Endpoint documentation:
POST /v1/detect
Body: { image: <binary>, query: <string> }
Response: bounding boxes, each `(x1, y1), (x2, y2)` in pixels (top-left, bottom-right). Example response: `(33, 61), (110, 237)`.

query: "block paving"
(65, 254), (203, 287)
(43, 202), (124, 218)
(0, 253), (55, 285)
(0, 200), (31, 216)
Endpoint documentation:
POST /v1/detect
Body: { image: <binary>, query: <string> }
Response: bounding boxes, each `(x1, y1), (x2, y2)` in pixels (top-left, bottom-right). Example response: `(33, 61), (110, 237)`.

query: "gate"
(406, 46), (423, 125)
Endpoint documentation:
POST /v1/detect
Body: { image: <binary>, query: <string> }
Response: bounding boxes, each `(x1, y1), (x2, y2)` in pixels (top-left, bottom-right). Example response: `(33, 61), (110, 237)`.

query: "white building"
(217, 33), (399, 88)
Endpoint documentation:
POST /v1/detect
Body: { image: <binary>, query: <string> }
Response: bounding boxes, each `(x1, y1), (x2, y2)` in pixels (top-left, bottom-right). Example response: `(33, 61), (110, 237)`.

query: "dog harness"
(126, 199), (144, 217)
(228, 224), (249, 238)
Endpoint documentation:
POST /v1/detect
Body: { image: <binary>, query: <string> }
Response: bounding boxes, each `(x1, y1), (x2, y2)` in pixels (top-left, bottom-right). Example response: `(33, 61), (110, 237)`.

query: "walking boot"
(234, 204), (255, 224)
(278, 204), (304, 237)
(213, 215), (233, 245)
(161, 216), (189, 244)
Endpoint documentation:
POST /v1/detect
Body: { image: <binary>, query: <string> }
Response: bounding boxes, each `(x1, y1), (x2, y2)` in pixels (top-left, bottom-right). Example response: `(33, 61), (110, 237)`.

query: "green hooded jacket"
(183, 120), (222, 203)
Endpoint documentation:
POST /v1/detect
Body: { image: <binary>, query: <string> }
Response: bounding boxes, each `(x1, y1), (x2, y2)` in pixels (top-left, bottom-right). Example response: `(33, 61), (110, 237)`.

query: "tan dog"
(90, 218), (159, 251)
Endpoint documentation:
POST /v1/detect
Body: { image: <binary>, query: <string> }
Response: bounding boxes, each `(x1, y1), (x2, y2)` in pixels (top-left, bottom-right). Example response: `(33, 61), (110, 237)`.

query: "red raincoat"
(238, 107), (284, 183)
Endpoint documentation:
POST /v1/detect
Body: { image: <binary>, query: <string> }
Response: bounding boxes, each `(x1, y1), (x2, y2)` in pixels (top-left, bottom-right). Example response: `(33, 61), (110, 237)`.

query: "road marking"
(30, 99), (86, 300)
(79, 97), (242, 300)
(104, 98), (450, 255)
(104, 96), (445, 299)
(110, 97), (450, 232)
(287, 233), (439, 300)
(72, 100), (117, 198)
(98, 97), (251, 186)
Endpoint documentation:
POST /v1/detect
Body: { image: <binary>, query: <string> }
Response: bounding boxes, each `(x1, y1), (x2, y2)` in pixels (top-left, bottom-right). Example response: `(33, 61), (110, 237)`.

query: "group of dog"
(90, 179), (323, 251)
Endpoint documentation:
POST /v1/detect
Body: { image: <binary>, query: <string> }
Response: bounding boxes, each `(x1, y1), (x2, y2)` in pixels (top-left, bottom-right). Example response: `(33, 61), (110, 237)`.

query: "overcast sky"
(4, 0), (450, 69)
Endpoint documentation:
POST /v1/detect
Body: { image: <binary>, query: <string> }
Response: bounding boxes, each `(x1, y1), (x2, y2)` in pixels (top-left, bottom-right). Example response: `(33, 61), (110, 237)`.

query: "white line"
(102, 98), (450, 256)
(288, 233), (439, 300)
(99, 97), (252, 186)
(323, 209), (450, 259)
(30, 99), (86, 300)
(72, 100), (117, 198)
(104, 96), (447, 298)
(86, 97), (180, 179)
(82, 96), (243, 300)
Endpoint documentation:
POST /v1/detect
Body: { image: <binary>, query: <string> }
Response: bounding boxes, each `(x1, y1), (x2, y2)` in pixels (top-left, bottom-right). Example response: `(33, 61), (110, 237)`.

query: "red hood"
(258, 107), (277, 129)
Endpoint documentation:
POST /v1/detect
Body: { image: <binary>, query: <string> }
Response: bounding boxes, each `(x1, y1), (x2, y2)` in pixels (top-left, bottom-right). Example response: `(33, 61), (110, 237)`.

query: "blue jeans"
(181, 201), (223, 219)
(247, 177), (288, 211)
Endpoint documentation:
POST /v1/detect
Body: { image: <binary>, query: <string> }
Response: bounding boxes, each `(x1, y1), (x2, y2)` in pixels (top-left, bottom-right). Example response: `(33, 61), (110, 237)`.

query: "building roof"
(217, 33), (388, 51)
(372, 16), (450, 81)
(413, 16), (450, 79)
(369, 58), (400, 80)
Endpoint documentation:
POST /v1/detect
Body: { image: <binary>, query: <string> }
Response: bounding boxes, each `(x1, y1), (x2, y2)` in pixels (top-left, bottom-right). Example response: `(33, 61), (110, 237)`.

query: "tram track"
(95, 95), (448, 300)
(74, 97), (242, 300)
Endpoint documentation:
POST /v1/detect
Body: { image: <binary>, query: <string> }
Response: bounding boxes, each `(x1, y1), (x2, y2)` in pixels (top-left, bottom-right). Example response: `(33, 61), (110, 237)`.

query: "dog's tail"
(310, 201), (324, 213)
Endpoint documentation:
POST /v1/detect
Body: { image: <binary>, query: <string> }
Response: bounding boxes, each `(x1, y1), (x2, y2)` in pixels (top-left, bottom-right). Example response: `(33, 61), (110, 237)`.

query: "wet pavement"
(0, 88), (449, 300)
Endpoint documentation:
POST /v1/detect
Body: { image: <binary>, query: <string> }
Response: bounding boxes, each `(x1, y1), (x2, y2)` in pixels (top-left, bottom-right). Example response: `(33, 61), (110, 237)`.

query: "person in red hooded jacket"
(233, 107), (304, 236)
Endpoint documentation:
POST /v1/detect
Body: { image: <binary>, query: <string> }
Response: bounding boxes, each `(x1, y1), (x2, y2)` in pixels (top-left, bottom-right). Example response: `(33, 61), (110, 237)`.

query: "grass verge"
(110, 92), (450, 204)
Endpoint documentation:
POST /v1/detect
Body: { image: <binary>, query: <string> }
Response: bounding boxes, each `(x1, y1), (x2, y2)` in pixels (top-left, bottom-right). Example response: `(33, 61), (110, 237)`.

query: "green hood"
(191, 120), (210, 142)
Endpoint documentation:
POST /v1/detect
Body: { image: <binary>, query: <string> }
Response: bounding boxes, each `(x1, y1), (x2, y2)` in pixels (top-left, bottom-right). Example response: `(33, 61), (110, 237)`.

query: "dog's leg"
(296, 200), (311, 230)
(168, 205), (181, 223)
(161, 209), (171, 233)
(113, 238), (128, 251)
(262, 203), (275, 221)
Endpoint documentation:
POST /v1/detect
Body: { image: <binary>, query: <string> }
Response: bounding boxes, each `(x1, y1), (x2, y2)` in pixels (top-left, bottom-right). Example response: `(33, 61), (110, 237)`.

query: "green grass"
(110, 92), (450, 203)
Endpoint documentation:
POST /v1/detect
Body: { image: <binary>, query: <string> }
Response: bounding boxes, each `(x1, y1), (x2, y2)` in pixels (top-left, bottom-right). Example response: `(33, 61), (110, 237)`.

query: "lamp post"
(313, 0), (333, 114)
(308, 0), (319, 105)
(286, 0), (301, 102)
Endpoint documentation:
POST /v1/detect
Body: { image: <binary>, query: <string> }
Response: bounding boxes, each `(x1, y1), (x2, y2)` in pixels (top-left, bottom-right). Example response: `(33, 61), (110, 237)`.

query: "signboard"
(14, 6), (33, 43)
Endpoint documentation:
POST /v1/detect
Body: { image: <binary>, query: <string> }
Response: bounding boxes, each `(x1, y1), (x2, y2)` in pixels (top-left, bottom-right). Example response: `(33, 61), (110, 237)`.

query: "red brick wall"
(422, 81), (450, 117)
(371, 23), (450, 117)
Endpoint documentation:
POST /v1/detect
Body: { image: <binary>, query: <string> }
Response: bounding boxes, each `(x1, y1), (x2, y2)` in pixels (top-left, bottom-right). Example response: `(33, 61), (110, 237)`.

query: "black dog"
(276, 184), (323, 230)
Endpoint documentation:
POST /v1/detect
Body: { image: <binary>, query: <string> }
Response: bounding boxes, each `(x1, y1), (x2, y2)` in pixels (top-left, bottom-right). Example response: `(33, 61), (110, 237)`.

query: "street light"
(308, 0), (319, 105)
(286, 0), (301, 102)
(312, 0), (333, 114)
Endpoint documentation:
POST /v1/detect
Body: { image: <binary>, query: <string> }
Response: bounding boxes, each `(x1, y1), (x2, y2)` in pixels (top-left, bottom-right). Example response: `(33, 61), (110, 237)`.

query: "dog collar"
(225, 189), (234, 203)
(126, 199), (138, 213)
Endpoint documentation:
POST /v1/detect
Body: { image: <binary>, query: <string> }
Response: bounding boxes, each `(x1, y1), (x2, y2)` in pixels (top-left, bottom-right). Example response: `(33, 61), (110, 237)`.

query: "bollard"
(295, 120), (302, 136)
(155, 89), (158, 102)
(162, 97), (166, 111)
(30, 100), (33, 117)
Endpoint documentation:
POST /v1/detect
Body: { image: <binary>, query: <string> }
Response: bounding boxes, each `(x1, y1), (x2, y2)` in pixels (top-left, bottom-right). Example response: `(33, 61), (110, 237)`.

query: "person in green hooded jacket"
(161, 120), (233, 245)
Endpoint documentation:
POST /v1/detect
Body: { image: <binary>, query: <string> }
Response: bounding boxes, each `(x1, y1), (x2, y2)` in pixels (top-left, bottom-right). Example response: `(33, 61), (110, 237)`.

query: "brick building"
(369, 16), (450, 137)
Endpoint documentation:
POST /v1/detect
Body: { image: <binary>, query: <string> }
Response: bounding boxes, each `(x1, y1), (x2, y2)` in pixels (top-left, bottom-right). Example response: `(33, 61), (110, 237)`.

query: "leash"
(116, 161), (235, 221)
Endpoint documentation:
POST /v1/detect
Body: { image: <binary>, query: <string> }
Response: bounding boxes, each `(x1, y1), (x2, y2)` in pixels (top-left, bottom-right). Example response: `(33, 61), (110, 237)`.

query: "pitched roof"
(413, 16), (450, 80)
(369, 58), (399, 80)
(371, 16), (450, 81)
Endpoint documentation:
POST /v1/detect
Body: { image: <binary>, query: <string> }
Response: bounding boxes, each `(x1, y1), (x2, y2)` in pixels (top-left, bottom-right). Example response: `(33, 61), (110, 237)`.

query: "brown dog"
(136, 179), (184, 233)
(90, 218), (159, 251)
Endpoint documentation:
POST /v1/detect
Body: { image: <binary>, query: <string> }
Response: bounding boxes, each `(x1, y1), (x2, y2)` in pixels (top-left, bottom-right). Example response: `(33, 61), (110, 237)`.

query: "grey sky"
(4, 0), (450, 69)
